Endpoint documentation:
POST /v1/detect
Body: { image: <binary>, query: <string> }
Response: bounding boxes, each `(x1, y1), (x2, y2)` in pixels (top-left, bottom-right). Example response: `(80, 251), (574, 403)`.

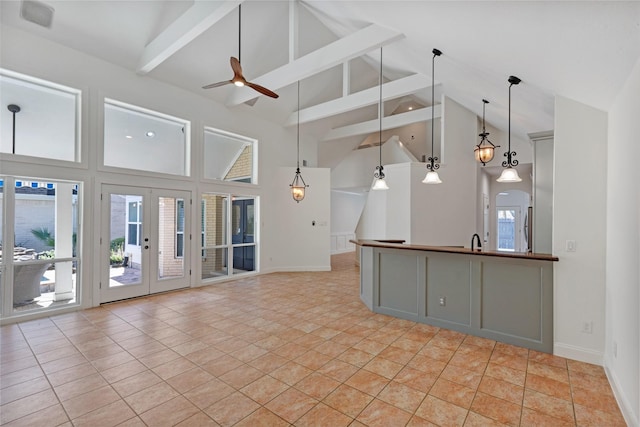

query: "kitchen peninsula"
(354, 240), (559, 353)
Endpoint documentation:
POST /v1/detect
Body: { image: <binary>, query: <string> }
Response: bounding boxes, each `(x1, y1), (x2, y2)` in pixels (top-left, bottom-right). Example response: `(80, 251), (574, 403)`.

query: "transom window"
(104, 99), (190, 176)
(203, 128), (257, 184)
(0, 69), (80, 162)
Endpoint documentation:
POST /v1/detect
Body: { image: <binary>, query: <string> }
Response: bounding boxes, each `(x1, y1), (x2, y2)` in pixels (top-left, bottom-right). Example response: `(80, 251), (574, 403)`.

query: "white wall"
(270, 167), (331, 272)
(553, 96), (607, 364)
(605, 56), (640, 426)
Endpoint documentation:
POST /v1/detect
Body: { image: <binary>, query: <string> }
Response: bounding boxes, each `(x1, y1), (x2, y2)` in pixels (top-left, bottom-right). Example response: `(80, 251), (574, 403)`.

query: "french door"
(100, 185), (191, 303)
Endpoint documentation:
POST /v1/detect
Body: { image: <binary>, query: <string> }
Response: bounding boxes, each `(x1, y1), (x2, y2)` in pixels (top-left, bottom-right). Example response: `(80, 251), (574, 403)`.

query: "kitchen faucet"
(471, 233), (482, 251)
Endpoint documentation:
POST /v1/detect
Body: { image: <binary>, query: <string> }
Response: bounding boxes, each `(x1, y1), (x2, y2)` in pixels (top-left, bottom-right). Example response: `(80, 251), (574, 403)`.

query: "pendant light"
(497, 76), (522, 183)
(290, 81), (309, 202)
(7, 104), (21, 154)
(372, 47), (389, 191)
(423, 48), (442, 184)
(474, 99), (499, 165)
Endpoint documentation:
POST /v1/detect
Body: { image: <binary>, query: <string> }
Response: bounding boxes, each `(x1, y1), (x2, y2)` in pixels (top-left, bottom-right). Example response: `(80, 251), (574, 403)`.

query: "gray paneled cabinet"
(360, 246), (554, 353)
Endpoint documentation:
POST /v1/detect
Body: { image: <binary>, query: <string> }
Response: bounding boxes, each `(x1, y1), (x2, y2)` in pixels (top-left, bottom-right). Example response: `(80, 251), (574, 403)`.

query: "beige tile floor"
(0, 253), (627, 426)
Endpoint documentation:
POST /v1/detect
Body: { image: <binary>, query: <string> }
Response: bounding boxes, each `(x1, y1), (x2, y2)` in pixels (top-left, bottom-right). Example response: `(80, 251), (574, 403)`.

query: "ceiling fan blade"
(230, 57), (243, 77)
(202, 80), (232, 89)
(246, 81), (279, 99)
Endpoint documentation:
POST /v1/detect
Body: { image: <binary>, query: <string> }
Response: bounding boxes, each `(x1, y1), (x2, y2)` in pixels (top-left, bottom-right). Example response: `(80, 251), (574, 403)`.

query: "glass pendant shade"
(496, 166), (522, 183)
(290, 168), (308, 202)
(474, 141), (495, 164)
(422, 170), (442, 184)
(372, 177), (389, 190)
(474, 100), (497, 166)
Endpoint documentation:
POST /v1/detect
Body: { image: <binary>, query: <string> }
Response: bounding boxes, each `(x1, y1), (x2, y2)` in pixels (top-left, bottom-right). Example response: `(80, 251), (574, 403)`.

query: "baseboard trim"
(604, 358), (639, 427)
(553, 342), (603, 365)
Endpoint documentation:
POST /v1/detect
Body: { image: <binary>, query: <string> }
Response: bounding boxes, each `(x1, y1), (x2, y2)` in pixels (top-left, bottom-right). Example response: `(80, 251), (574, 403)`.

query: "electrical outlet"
(439, 297), (446, 307)
(566, 240), (576, 252)
(581, 321), (593, 334)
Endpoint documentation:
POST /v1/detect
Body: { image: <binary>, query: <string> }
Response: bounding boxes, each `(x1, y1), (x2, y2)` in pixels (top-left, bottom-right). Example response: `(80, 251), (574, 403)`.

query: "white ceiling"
(2, 0), (639, 162)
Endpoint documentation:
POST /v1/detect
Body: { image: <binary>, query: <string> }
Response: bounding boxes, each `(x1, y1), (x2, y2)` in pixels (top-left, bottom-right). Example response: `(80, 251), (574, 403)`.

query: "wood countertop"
(351, 239), (559, 262)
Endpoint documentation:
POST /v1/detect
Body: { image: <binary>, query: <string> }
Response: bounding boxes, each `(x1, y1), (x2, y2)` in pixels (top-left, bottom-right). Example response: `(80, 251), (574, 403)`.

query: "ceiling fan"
(202, 5), (279, 99)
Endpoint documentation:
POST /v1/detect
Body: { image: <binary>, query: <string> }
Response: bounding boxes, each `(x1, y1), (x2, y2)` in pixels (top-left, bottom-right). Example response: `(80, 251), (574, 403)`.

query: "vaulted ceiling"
(2, 0), (639, 166)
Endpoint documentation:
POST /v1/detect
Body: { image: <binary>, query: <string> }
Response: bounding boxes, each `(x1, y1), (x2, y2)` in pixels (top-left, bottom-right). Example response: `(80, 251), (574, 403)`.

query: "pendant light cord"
(8, 104), (20, 155)
(379, 47), (383, 168)
(238, 4), (241, 63)
(508, 81), (511, 157)
(431, 51), (435, 162)
(297, 80), (300, 169)
(482, 100), (486, 134)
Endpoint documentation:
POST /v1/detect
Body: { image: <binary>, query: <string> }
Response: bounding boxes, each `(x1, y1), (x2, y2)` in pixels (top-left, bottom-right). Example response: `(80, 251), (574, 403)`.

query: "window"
(176, 199), (185, 258)
(0, 177), (81, 316)
(0, 70), (80, 162)
(203, 128), (257, 184)
(127, 198), (142, 247)
(104, 99), (190, 176)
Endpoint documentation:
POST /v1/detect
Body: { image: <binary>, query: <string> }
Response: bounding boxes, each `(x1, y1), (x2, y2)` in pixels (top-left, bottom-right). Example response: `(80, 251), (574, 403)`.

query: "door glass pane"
(201, 194), (228, 280)
(110, 194), (142, 287)
(12, 179), (79, 312)
(497, 209), (516, 252)
(158, 197), (184, 280)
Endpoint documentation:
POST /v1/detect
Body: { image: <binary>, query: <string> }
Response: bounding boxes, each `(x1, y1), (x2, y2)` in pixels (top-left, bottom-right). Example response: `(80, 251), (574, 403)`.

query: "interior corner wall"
(270, 167), (331, 272)
(553, 96), (606, 364)
(605, 57), (640, 426)
(330, 191), (366, 235)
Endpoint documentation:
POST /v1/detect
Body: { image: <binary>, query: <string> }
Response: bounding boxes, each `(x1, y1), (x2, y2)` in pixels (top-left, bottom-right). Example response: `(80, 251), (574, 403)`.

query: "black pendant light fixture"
(497, 75), (522, 183)
(474, 99), (499, 165)
(290, 80), (308, 202)
(423, 48), (442, 184)
(372, 46), (389, 191)
(7, 104), (21, 154)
